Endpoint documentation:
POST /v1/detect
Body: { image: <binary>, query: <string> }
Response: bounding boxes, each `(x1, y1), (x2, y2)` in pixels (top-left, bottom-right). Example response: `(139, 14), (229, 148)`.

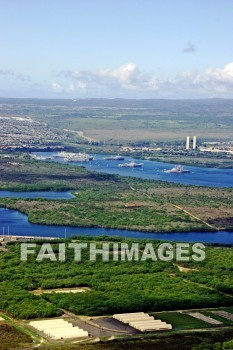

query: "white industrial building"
(29, 318), (89, 340)
(113, 312), (172, 332)
(186, 135), (197, 150)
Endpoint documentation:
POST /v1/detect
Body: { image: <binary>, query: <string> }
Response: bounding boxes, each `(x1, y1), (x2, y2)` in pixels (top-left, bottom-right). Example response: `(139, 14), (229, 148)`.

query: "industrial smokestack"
(186, 136), (190, 150)
(193, 136), (197, 150)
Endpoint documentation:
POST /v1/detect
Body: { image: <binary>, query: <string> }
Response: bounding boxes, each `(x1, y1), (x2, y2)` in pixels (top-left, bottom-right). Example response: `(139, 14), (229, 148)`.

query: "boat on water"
(104, 155), (125, 160)
(34, 155), (52, 160)
(164, 165), (190, 174)
(64, 157), (89, 162)
(119, 162), (143, 168)
(54, 151), (93, 162)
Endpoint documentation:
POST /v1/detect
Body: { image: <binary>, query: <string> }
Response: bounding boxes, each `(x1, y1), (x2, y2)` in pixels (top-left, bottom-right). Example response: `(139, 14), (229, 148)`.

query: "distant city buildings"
(0, 116), (69, 150)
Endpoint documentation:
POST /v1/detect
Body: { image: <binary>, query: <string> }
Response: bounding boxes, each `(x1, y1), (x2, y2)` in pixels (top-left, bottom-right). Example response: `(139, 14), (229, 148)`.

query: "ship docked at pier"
(54, 152), (94, 162)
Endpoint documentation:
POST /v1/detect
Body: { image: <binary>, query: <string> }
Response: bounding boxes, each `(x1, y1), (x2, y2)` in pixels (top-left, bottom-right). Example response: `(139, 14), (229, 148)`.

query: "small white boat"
(119, 162), (143, 168)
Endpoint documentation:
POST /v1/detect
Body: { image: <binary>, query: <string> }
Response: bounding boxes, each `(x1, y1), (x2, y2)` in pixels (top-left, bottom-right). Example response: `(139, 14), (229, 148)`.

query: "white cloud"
(51, 82), (63, 92)
(53, 62), (233, 98)
(57, 63), (162, 95)
(224, 62), (233, 77)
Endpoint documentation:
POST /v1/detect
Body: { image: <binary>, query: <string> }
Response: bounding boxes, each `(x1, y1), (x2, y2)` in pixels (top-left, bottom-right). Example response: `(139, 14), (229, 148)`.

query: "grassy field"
(152, 311), (209, 329)
(1, 98), (233, 143)
(153, 307), (233, 329)
(25, 103), (233, 143)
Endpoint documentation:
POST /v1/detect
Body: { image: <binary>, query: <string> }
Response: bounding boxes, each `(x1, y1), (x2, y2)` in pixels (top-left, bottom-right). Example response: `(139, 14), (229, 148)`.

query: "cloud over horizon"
(51, 62), (233, 98)
(2, 63), (233, 99)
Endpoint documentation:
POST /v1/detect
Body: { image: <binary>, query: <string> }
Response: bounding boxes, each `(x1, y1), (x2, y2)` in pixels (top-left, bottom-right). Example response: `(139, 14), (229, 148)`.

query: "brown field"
(82, 128), (233, 142)
(0, 323), (32, 350)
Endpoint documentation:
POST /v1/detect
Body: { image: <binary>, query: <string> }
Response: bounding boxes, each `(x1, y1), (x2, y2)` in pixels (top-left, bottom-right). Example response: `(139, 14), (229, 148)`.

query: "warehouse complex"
(113, 312), (172, 332)
(29, 319), (89, 339)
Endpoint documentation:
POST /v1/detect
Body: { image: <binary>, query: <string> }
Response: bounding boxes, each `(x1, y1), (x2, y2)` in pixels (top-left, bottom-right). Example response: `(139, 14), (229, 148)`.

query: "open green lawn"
(152, 311), (210, 329)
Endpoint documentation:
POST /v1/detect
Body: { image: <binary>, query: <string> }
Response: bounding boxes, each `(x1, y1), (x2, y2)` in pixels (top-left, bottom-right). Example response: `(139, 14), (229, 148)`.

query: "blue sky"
(1, 0), (233, 98)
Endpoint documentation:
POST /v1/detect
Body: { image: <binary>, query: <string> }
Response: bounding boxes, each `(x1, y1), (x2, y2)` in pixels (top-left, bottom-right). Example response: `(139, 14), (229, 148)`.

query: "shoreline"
(32, 148), (233, 170)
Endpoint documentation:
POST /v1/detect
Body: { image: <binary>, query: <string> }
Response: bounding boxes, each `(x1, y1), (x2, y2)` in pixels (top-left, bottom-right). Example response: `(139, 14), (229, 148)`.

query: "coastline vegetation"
(0, 155), (232, 232)
(125, 150), (233, 169)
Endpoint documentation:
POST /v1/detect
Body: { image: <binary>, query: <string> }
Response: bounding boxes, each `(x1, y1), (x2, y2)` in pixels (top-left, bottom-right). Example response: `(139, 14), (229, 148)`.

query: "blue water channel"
(0, 208), (232, 244)
(34, 152), (233, 188)
(0, 152), (232, 243)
